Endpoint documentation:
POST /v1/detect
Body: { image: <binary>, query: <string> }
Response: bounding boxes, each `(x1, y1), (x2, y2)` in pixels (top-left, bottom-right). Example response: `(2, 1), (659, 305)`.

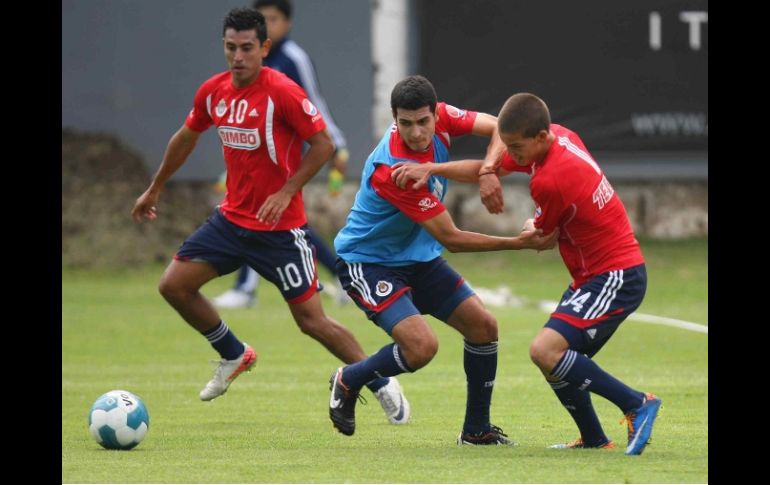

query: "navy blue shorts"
(545, 264), (647, 357)
(336, 257), (474, 335)
(175, 209), (319, 303)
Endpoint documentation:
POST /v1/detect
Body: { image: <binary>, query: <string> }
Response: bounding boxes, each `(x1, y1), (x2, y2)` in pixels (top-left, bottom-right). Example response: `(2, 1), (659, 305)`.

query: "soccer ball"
(88, 390), (150, 450)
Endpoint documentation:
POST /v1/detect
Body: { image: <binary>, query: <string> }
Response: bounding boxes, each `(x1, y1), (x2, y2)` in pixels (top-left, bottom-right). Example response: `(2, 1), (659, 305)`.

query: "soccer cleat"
(334, 281), (352, 306)
(549, 437), (616, 449)
(322, 280), (353, 306)
(457, 425), (515, 445)
(622, 392), (662, 455)
(212, 289), (256, 309)
(329, 367), (363, 436)
(199, 344), (257, 401)
(373, 377), (411, 424)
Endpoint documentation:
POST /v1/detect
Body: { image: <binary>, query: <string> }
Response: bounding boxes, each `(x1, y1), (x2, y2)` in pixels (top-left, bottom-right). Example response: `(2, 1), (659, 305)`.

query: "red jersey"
(185, 67), (327, 230)
(371, 102), (478, 221)
(501, 124), (644, 288)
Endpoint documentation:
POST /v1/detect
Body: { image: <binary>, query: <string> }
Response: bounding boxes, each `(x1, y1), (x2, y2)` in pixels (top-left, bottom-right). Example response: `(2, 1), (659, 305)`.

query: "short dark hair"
(390, 75), (438, 116)
(497, 93), (551, 138)
(222, 7), (268, 43)
(253, 0), (292, 19)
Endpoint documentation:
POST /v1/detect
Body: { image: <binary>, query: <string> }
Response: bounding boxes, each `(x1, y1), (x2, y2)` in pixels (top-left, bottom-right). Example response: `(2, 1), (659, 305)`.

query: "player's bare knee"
(529, 340), (550, 367)
(462, 311), (498, 343)
(158, 276), (182, 303)
(477, 311), (498, 342)
(294, 314), (322, 336)
(402, 336), (438, 370)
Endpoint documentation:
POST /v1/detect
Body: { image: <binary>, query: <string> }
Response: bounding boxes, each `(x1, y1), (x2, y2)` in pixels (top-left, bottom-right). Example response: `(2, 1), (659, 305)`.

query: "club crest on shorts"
(375, 280), (393, 297)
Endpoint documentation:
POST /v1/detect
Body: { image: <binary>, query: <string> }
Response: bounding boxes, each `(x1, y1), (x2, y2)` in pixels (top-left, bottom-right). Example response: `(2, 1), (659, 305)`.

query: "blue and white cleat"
(623, 392), (662, 455)
(373, 377), (411, 424)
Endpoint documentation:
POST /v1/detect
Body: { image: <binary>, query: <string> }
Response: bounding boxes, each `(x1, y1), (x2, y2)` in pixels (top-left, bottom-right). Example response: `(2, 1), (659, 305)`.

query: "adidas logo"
(249, 108), (259, 117)
(586, 328), (597, 339)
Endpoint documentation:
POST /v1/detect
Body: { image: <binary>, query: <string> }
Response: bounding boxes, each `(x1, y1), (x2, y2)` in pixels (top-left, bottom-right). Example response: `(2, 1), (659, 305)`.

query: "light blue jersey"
(335, 126), (450, 266)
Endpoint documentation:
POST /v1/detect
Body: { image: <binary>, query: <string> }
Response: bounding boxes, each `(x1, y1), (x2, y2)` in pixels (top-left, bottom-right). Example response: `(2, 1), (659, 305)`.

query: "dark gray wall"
(62, 0), (372, 181)
(415, 0), (707, 179)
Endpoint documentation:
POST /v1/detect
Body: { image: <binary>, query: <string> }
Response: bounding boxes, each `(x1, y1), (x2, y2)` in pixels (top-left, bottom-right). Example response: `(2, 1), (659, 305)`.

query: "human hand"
(391, 162), (433, 190)
(479, 173), (503, 214)
(256, 190), (292, 225)
(522, 218), (535, 232)
(131, 189), (160, 223)
(518, 225), (560, 251)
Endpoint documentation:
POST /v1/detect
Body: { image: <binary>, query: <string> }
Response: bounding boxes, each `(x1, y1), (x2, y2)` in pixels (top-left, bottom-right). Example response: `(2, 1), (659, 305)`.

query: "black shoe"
(329, 367), (363, 436)
(457, 424), (515, 445)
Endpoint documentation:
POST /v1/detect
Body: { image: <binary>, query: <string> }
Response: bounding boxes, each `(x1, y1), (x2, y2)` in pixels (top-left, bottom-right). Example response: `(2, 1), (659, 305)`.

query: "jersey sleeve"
(288, 45), (347, 149)
(370, 164), (446, 223)
(437, 102), (477, 137)
(185, 82), (214, 133)
(276, 82), (327, 141)
(499, 152), (532, 173)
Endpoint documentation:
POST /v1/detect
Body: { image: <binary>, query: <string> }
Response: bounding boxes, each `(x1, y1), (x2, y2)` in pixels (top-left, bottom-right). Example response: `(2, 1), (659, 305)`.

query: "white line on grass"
(469, 285), (708, 334)
(538, 299), (708, 334)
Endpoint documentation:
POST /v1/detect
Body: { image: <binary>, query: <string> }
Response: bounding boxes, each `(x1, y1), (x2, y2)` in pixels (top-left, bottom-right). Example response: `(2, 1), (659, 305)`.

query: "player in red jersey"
(391, 93), (662, 455)
(131, 8), (408, 415)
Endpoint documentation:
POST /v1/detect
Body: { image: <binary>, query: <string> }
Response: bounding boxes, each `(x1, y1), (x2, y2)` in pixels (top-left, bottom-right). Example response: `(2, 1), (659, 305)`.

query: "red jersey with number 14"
(501, 124), (644, 288)
(185, 67), (326, 230)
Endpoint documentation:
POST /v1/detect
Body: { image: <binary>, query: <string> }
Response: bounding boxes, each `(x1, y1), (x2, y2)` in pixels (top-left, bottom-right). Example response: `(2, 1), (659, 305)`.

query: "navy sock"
(462, 340), (498, 434)
(551, 349), (644, 414)
(550, 380), (608, 446)
(365, 377), (389, 393)
(341, 343), (412, 390)
(201, 321), (244, 360)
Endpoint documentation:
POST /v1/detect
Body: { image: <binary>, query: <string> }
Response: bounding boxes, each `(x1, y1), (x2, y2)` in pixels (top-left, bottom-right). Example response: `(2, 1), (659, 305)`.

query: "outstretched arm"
(391, 159), (484, 189)
(132, 124), (201, 223)
(256, 129), (334, 224)
(373, 163), (559, 252)
(419, 210), (559, 253)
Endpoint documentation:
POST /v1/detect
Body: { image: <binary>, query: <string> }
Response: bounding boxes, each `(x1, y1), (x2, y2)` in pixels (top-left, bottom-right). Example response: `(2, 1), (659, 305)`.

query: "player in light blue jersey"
(327, 75), (558, 443)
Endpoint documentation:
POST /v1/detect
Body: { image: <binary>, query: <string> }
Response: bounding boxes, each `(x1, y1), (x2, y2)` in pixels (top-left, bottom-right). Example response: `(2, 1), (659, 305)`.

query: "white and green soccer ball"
(88, 390), (149, 450)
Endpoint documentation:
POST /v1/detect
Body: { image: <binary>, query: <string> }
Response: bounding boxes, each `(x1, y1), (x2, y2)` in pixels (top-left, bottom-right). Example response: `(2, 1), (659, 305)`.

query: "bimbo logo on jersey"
(217, 126), (261, 150)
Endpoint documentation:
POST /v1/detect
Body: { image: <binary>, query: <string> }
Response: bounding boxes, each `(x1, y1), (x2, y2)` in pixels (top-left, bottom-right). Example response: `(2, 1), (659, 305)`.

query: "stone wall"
(62, 129), (707, 269)
(303, 179), (708, 240)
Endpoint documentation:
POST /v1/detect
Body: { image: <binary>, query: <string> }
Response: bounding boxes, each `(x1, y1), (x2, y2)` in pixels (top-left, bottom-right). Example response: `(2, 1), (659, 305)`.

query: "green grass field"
(62, 238), (707, 483)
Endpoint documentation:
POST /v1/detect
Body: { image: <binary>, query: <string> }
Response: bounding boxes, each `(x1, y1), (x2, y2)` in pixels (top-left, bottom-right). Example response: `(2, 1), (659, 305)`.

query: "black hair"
(253, 0), (292, 19)
(390, 75), (438, 116)
(498, 93), (551, 138)
(222, 7), (268, 43)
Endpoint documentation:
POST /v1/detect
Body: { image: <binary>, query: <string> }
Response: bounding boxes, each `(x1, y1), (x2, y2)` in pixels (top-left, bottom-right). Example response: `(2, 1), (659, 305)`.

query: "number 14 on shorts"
(560, 289), (592, 313)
